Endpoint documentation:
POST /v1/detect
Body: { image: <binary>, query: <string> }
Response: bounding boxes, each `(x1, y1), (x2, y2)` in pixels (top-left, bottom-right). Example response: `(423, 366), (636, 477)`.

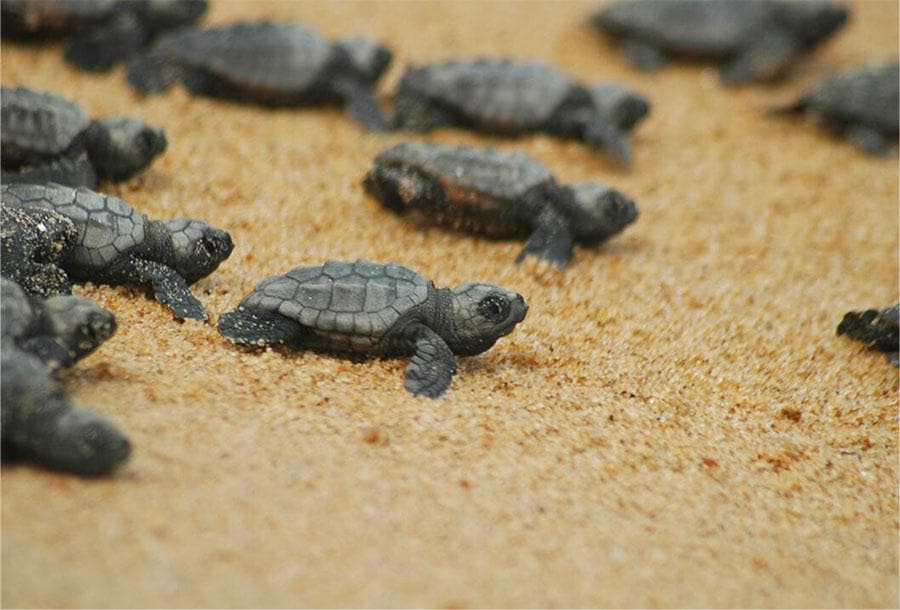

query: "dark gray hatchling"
(363, 142), (638, 268)
(591, 0), (848, 85)
(126, 21), (393, 131)
(773, 62), (899, 156)
(1, 86), (167, 188)
(1, 182), (234, 321)
(218, 260), (529, 398)
(1, 202), (76, 297)
(1, 338), (131, 476)
(392, 59), (650, 164)
(837, 304), (899, 367)
(1, 277), (128, 476)
(1, 277), (116, 370)
(1, 0), (208, 72)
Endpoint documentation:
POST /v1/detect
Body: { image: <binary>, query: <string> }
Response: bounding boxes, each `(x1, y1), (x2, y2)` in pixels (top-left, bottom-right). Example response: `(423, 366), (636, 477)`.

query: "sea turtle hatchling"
(2, 277), (117, 370)
(1, 339), (131, 475)
(363, 142), (638, 268)
(772, 62), (899, 156)
(1, 182), (234, 321)
(1, 202), (77, 297)
(391, 59), (650, 163)
(1, 0), (208, 72)
(590, 0), (848, 85)
(218, 259), (528, 398)
(1, 85), (167, 188)
(837, 304), (899, 366)
(126, 21), (393, 131)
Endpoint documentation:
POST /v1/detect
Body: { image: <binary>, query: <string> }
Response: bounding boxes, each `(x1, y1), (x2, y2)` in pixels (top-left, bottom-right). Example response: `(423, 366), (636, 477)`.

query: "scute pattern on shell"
(240, 260), (429, 342)
(2, 183), (146, 270)
(1, 86), (90, 156)
(403, 60), (572, 127)
(376, 142), (554, 201)
(153, 22), (333, 91)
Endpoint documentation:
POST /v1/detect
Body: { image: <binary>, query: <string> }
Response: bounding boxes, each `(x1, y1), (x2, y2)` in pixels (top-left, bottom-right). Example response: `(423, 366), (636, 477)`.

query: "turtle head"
(444, 283), (528, 356)
(92, 117), (167, 181)
(337, 35), (393, 83)
(42, 296), (117, 364)
(163, 218), (234, 284)
(589, 83), (650, 132)
(782, 1), (848, 48)
(568, 182), (638, 246)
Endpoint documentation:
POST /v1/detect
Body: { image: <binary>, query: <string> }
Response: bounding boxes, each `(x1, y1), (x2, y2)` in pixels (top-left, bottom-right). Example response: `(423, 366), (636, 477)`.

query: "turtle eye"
(477, 294), (510, 323)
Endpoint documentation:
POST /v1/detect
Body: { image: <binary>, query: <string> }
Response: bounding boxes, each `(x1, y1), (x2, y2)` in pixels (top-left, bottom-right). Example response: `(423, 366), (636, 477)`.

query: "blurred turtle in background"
(837, 304), (899, 366)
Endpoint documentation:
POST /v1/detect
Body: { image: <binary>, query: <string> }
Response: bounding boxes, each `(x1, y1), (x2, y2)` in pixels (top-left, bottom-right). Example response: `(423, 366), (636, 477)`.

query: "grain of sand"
(1, 1), (898, 607)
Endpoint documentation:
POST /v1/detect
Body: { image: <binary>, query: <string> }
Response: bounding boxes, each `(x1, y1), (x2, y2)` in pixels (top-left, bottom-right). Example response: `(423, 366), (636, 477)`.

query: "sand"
(1, 1), (898, 607)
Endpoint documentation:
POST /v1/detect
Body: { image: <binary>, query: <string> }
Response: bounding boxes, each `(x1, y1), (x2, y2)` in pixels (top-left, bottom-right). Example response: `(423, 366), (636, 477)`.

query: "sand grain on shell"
(1, 1), (898, 607)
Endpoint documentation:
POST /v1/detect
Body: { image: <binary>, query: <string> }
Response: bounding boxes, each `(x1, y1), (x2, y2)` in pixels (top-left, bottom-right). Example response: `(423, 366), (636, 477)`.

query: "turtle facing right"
(391, 59), (649, 163)
(2, 183), (234, 321)
(1, 86), (167, 187)
(837, 304), (899, 366)
(590, 0), (848, 85)
(363, 142), (639, 268)
(772, 62), (899, 156)
(218, 260), (528, 398)
(126, 22), (393, 131)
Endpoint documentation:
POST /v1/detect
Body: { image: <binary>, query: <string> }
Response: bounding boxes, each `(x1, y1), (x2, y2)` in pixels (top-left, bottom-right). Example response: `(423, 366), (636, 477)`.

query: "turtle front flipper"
(404, 325), (457, 398)
(515, 207), (574, 268)
(582, 117), (632, 164)
(719, 29), (800, 86)
(125, 257), (208, 321)
(1, 155), (98, 188)
(333, 77), (390, 132)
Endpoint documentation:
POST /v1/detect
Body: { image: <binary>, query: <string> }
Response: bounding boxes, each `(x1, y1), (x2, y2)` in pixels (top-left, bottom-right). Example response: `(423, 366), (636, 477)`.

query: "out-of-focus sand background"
(1, 1), (897, 607)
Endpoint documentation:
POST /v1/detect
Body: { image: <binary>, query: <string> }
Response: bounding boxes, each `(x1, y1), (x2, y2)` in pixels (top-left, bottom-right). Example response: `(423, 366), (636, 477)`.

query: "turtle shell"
(593, 0), (772, 57)
(399, 59), (573, 129)
(1, 183), (146, 272)
(804, 62), (899, 134)
(376, 142), (554, 204)
(1, 86), (90, 162)
(152, 22), (334, 93)
(240, 260), (430, 349)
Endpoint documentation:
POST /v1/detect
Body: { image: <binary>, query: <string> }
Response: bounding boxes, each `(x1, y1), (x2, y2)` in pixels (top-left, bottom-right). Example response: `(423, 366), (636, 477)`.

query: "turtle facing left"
(837, 304), (899, 366)
(1, 86), (167, 187)
(2, 182), (234, 321)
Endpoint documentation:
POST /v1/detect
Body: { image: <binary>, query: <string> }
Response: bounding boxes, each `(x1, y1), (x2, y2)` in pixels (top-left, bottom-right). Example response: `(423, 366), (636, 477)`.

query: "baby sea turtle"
(391, 59), (650, 163)
(772, 62), (899, 156)
(2, 277), (116, 370)
(363, 142), (638, 268)
(2, 0), (208, 72)
(1, 182), (234, 321)
(126, 21), (393, 131)
(591, 0), (848, 85)
(1, 339), (131, 475)
(1, 86), (167, 188)
(218, 259), (528, 398)
(1, 202), (76, 297)
(837, 304), (899, 366)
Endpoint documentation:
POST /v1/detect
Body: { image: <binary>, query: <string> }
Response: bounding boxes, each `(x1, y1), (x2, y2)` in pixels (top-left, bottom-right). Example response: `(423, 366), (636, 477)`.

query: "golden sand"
(1, 1), (897, 606)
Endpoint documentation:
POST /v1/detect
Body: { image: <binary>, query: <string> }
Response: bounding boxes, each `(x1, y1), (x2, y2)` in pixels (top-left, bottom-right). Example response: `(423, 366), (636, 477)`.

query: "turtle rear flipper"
(515, 208), (574, 268)
(125, 257), (208, 321)
(404, 326), (457, 398)
(127, 50), (183, 94)
(218, 307), (310, 348)
(64, 12), (148, 72)
(334, 78), (390, 132)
